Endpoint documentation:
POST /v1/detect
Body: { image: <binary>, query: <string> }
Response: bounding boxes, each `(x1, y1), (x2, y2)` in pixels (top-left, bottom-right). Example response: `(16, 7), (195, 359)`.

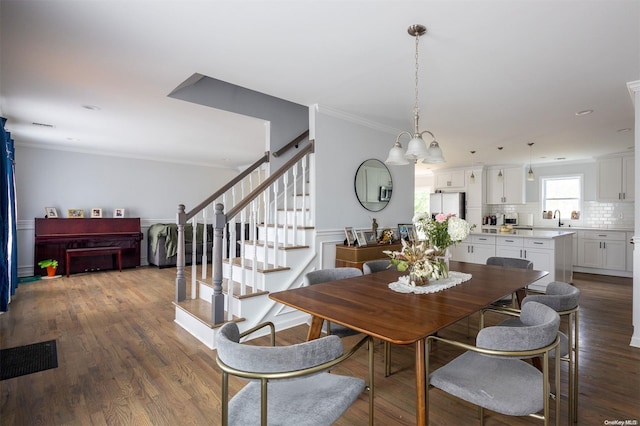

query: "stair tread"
(239, 240), (309, 250)
(198, 278), (269, 299)
(173, 298), (245, 329)
(225, 257), (290, 273)
(261, 223), (314, 229)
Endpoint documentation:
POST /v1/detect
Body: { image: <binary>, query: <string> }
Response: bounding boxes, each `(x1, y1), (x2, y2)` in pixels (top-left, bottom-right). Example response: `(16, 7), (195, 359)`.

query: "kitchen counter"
(476, 228), (576, 238)
(482, 225), (633, 232)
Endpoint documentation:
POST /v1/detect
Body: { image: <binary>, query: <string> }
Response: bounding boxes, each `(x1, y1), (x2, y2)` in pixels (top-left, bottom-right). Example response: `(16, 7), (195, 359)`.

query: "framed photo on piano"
(45, 207), (58, 218)
(67, 209), (84, 218)
(114, 208), (125, 218)
(90, 208), (102, 218)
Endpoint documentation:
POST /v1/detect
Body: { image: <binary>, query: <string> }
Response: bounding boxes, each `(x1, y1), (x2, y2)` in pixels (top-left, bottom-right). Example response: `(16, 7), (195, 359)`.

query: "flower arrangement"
(383, 240), (448, 286)
(413, 212), (473, 256)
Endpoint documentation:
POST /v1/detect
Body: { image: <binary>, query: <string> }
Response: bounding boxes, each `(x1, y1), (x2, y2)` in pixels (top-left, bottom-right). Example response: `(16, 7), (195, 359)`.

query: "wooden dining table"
(269, 260), (548, 426)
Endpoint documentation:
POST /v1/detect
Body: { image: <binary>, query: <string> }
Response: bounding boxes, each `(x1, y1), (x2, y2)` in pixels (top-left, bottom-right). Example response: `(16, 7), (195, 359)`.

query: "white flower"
(447, 216), (472, 242)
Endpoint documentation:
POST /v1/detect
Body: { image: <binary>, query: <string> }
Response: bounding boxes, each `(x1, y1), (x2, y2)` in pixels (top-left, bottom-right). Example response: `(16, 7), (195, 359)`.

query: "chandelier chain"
(414, 32), (420, 115)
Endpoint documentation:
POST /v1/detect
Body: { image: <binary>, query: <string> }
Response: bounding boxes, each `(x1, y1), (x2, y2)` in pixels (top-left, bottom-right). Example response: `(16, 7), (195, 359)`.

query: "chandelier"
(385, 24), (445, 166)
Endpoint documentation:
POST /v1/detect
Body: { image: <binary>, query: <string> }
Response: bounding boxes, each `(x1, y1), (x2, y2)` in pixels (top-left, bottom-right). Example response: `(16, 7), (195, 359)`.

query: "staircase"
(172, 133), (316, 349)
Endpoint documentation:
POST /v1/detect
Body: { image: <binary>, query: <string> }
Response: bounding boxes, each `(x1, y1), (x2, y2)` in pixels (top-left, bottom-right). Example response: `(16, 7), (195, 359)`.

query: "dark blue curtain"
(1, 117), (18, 311)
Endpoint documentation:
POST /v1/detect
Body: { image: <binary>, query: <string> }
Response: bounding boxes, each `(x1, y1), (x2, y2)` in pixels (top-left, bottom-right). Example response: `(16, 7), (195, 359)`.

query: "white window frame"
(541, 174), (583, 221)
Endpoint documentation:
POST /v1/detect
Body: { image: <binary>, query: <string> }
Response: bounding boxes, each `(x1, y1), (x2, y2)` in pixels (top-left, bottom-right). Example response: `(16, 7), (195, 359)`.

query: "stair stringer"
(180, 240), (320, 349)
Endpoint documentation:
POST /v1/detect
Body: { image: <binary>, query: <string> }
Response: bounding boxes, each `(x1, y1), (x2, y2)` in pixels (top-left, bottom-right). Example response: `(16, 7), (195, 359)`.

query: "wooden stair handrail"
(272, 130), (309, 158)
(226, 140), (314, 220)
(185, 152), (269, 220)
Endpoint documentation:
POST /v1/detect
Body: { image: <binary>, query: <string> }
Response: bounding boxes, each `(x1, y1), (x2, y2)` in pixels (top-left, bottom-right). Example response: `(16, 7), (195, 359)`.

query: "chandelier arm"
(395, 131), (414, 144)
(417, 130), (435, 141)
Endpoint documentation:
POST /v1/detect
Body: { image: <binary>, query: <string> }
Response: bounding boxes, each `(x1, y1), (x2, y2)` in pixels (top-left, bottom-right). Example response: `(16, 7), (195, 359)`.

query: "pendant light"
(385, 24), (445, 166)
(469, 151), (476, 184)
(527, 142), (535, 181)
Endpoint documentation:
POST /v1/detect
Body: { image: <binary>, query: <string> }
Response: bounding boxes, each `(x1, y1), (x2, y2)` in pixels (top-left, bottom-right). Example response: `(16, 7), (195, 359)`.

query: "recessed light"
(82, 105), (101, 111)
(575, 109), (593, 116)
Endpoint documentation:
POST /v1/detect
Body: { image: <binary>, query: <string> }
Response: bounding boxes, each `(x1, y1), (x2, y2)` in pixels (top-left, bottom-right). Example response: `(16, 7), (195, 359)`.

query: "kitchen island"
(450, 229), (575, 291)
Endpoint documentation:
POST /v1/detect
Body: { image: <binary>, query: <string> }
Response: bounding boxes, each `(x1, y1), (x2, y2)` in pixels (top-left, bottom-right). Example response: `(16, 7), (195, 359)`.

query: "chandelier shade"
(385, 24), (445, 166)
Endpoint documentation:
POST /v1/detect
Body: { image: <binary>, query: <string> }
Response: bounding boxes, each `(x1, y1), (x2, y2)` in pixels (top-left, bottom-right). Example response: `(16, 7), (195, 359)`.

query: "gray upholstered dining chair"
(361, 259), (398, 376)
(489, 281), (581, 424)
(216, 321), (373, 426)
(362, 259), (396, 274)
(486, 256), (533, 306)
(303, 267), (363, 337)
(427, 301), (561, 425)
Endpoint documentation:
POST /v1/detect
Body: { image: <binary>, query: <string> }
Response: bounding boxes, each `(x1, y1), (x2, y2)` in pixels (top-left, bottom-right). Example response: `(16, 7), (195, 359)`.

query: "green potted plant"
(38, 259), (59, 277)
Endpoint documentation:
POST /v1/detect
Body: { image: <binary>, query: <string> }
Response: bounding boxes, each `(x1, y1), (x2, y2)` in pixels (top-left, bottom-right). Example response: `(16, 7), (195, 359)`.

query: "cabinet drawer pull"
(533, 242), (543, 245)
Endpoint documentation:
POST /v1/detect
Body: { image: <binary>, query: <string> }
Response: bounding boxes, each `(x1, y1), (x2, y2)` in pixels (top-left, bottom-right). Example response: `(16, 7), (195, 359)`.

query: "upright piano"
(34, 218), (143, 276)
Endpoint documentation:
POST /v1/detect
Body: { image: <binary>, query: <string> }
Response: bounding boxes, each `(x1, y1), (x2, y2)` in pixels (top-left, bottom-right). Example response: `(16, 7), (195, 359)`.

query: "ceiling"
(1, 1), (639, 175)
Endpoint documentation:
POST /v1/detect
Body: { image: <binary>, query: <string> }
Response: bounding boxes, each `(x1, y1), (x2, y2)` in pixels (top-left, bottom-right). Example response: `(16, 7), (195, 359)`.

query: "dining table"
(269, 260), (548, 426)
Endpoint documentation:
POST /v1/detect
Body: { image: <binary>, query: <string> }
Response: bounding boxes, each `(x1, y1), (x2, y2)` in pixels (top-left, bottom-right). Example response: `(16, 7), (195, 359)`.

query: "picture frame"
(356, 230), (368, 247)
(344, 227), (357, 246)
(363, 230), (377, 245)
(67, 209), (85, 218)
(90, 208), (103, 218)
(113, 208), (125, 218)
(397, 223), (416, 242)
(44, 207), (58, 218)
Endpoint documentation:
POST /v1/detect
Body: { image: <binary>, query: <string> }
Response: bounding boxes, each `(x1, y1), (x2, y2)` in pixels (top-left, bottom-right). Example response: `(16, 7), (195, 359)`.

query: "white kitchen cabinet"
(434, 170), (465, 190)
(451, 235), (496, 264)
(465, 207), (482, 234)
(465, 169), (483, 208)
(577, 230), (626, 271)
(597, 155), (634, 202)
(627, 232), (634, 273)
(495, 235), (555, 290)
(486, 166), (525, 204)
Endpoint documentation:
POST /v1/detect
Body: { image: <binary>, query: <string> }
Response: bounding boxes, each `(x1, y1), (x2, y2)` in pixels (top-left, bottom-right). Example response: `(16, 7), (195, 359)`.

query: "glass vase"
(409, 269), (429, 286)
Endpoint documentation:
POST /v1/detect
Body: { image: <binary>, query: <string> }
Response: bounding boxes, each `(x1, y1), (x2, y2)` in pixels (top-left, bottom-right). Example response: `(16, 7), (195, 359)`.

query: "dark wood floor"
(1, 267), (638, 425)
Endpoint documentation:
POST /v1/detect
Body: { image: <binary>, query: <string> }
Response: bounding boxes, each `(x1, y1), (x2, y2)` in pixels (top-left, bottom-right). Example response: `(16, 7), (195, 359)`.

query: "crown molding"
(628, 80), (640, 106)
(312, 104), (399, 136)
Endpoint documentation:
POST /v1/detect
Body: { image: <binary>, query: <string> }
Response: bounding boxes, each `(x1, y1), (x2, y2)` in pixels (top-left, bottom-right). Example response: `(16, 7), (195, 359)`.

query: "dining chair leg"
(384, 341), (391, 377)
(368, 337), (375, 426)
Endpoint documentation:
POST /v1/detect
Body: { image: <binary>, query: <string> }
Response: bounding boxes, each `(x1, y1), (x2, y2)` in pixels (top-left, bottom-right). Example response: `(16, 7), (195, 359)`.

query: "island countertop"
(474, 229), (576, 239)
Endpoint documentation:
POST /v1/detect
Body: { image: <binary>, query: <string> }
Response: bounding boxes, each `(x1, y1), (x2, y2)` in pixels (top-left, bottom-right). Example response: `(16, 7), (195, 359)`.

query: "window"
(542, 175), (582, 219)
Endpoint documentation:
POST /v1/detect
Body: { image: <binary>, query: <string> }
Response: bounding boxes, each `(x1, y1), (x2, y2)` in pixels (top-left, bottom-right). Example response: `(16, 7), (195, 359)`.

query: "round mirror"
(354, 159), (393, 212)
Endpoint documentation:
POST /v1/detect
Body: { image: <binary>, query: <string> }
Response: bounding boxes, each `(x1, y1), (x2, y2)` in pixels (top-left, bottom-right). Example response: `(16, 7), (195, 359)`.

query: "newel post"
(175, 204), (187, 302)
(212, 203), (226, 324)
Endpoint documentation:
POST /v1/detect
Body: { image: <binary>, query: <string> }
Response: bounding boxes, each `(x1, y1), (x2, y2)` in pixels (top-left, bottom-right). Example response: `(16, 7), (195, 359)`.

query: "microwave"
(504, 214), (518, 225)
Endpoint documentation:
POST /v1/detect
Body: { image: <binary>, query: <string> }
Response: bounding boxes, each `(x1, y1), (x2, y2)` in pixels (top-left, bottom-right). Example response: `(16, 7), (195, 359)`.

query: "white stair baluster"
(201, 209), (208, 280)
(190, 217), (197, 299)
(301, 154), (308, 244)
(239, 209), (247, 296)
(282, 170), (289, 248)
(272, 181), (279, 269)
(292, 161), (299, 247)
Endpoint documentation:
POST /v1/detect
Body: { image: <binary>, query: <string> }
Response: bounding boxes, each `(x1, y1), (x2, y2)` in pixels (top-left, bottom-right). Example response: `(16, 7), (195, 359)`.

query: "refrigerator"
(430, 192), (466, 219)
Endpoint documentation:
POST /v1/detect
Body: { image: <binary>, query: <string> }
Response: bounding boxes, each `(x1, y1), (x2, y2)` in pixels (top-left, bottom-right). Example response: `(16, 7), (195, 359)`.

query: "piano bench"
(66, 247), (122, 277)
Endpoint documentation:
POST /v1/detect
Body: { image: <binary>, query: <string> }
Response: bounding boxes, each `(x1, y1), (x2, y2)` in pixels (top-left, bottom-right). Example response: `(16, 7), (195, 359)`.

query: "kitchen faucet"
(553, 210), (563, 227)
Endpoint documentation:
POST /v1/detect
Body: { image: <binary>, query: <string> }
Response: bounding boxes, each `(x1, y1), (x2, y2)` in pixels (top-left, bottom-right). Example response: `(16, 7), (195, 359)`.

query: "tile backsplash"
(489, 201), (634, 229)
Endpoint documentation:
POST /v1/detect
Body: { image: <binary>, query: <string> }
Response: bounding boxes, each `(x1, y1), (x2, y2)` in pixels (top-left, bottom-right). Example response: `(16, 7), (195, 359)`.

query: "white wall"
(16, 145), (239, 275)
(629, 80), (640, 348)
(312, 107), (415, 232)
(311, 106), (415, 268)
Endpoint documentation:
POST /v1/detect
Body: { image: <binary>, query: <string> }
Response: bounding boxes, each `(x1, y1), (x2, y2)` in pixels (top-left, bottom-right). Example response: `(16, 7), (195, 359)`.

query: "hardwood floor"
(1, 267), (638, 425)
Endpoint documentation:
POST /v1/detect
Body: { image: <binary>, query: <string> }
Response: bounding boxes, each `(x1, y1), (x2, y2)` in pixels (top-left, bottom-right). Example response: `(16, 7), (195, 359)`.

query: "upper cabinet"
(597, 154), (634, 202)
(465, 169), (483, 208)
(486, 166), (525, 204)
(434, 170), (465, 190)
